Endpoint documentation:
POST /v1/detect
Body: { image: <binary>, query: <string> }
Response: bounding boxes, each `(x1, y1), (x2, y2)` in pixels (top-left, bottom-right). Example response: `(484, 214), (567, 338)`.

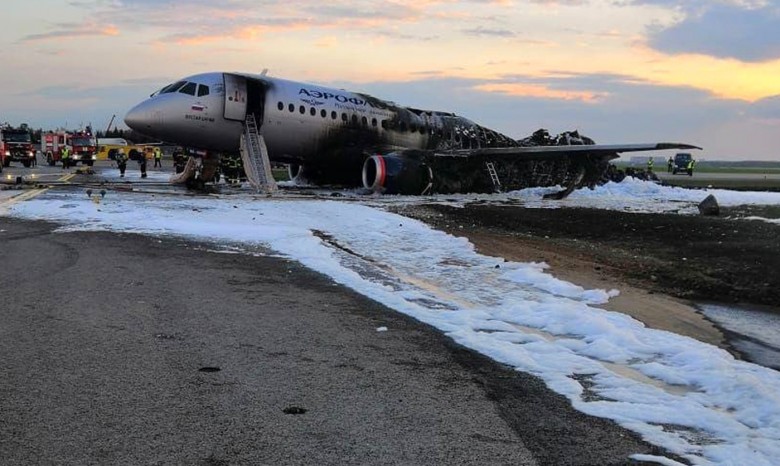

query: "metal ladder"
(240, 113), (277, 193)
(485, 161), (501, 192)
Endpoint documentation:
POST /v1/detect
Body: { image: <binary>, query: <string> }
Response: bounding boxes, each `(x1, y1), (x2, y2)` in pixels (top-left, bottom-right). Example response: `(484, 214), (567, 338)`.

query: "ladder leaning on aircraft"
(240, 113), (277, 193)
(124, 71), (700, 198)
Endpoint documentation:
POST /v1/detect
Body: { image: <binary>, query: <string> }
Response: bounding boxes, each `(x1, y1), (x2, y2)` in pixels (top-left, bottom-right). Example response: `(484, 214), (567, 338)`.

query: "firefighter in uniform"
(225, 155), (239, 185)
(138, 148), (148, 178)
(116, 148), (128, 177)
(153, 147), (162, 168)
(686, 159), (694, 176)
(646, 157), (654, 172)
(173, 147), (186, 173)
(61, 146), (71, 169)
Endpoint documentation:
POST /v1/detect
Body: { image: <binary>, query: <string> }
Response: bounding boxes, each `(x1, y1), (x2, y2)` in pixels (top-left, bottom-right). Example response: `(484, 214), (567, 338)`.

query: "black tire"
(2, 159), (9, 167)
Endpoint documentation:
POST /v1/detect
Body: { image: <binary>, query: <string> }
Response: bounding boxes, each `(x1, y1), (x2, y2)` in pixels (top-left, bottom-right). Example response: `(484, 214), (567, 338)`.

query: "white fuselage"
(125, 72), (510, 167)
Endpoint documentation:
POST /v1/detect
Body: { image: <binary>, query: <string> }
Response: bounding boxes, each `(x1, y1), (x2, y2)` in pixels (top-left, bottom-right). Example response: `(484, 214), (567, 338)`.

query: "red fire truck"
(1, 125), (35, 168)
(42, 128), (97, 166)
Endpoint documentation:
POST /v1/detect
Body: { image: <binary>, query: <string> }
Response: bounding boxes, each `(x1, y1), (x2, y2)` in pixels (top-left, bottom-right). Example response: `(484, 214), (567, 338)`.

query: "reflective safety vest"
(61, 148), (70, 159)
(687, 161), (694, 169)
(153, 148), (162, 159)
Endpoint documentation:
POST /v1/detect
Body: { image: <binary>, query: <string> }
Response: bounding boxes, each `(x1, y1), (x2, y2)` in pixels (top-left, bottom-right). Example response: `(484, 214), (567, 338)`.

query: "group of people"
(221, 154), (245, 185)
(114, 146), (162, 178)
(107, 147), (245, 184)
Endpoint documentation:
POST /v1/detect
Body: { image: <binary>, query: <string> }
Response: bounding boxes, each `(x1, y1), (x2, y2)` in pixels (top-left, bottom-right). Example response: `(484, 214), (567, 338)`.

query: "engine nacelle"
(362, 154), (433, 195)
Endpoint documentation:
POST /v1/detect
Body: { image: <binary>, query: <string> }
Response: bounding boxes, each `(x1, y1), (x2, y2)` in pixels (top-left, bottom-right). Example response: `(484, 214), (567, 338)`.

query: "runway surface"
(0, 216), (664, 465)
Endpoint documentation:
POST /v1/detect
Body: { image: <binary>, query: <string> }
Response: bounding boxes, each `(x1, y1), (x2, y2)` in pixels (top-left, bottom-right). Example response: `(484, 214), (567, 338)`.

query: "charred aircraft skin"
(125, 72), (699, 196)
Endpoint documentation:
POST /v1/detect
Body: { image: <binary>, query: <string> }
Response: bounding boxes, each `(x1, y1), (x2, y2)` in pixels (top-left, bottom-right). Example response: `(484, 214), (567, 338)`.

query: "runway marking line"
(0, 172), (74, 211)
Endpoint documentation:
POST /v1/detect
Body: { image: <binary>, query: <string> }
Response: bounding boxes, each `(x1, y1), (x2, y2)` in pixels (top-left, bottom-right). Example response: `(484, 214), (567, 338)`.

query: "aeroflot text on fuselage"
(298, 88), (384, 109)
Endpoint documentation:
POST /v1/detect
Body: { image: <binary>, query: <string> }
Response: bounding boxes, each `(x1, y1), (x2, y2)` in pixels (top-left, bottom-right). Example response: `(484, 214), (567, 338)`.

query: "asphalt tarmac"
(0, 216), (672, 465)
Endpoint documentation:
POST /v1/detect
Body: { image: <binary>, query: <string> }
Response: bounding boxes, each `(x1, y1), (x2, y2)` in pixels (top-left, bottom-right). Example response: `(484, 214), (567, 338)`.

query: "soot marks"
(198, 366), (221, 373)
(283, 406), (308, 415)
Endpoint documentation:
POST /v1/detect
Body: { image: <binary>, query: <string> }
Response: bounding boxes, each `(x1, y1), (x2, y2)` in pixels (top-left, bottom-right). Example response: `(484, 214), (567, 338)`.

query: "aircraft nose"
(124, 99), (161, 133)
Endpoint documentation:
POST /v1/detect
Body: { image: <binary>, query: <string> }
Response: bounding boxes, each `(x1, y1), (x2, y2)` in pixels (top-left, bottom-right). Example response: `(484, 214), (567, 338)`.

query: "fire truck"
(1, 125), (35, 168)
(42, 128), (98, 166)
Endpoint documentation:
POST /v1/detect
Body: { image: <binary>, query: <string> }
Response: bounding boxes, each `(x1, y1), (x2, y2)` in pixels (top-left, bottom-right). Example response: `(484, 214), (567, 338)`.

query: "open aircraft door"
(223, 73), (248, 121)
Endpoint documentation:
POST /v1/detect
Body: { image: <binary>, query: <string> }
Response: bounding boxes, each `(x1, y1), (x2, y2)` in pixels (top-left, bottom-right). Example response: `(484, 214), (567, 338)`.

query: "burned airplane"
(125, 72), (699, 198)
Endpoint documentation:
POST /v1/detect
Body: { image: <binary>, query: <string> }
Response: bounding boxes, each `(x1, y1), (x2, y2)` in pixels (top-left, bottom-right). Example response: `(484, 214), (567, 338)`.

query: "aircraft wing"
(433, 143), (702, 160)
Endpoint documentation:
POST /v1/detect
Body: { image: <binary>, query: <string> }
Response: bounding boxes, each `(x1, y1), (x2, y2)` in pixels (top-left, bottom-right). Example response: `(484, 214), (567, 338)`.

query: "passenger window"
(197, 85), (210, 97)
(341, 113), (348, 122)
(321, 109), (327, 118)
(289, 103), (295, 112)
(277, 102), (284, 111)
(351, 115), (358, 124)
(299, 105), (305, 114)
(161, 81), (186, 94)
(331, 111), (337, 120)
(372, 118), (377, 127)
(310, 107), (316, 116)
(381, 120), (388, 129)
(361, 116), (368, 126)
(178, 82), (197, 96)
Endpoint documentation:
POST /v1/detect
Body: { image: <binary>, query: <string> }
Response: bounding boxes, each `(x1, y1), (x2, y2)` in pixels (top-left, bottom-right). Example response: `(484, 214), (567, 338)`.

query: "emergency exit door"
(224, 74), (248, 121)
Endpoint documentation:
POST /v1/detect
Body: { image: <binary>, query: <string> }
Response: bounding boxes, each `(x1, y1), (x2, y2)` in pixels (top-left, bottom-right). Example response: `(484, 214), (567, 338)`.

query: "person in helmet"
(116, 148), (128, 177)
(61, 145), (71, 169)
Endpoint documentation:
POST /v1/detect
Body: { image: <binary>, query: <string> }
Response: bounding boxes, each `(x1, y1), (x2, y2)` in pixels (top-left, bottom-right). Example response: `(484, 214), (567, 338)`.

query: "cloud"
(474, 82), (606, 102)
(748, 95), (780, 122)
(638, 1), (780, 62)
(20, 22), (119, 42)
(462, 26), (516, 37)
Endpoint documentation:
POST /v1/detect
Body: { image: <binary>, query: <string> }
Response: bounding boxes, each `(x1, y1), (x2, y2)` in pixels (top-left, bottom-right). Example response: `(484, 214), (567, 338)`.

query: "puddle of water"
(699, 304), (780, 370)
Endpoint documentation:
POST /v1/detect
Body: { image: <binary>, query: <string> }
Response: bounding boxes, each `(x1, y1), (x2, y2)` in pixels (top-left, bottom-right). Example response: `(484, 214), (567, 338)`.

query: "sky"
(1, 0), (779, 160)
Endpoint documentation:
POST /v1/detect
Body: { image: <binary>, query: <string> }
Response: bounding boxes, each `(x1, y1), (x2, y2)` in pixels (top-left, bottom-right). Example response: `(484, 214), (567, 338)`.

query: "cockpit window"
(178, 82), (197, 96)
(197, 85), (210, 97)
(160, 81), (187, 94)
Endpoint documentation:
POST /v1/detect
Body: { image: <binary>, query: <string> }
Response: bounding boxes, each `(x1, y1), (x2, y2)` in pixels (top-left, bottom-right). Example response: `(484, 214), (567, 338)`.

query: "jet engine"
(362, 154), (433, 195)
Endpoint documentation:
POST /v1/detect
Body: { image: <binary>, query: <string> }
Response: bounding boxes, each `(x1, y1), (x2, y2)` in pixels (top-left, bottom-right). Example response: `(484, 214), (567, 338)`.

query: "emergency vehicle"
(42, 129), (98, 166)
(1, 125), (35, 168)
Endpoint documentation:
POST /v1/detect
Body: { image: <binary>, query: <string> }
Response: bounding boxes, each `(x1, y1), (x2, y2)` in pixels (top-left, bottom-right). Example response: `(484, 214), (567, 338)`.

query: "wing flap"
(433, 143), (702, 160)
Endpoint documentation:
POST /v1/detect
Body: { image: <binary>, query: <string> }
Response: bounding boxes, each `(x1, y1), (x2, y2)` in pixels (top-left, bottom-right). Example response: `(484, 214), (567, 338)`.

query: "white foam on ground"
(99, 166), (173, 182)
(356, 178), (780, 218)
(743, 216), (780, 225)
(504, 178), (780, 214)
(5, 191), (780, 465)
